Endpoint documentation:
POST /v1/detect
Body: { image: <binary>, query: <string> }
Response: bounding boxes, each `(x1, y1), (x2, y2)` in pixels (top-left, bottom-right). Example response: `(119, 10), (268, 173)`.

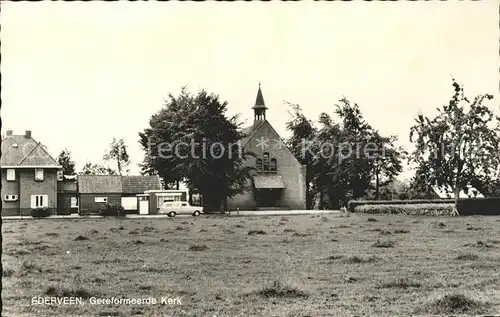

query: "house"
(78, 175), (162, 213)
(121, 175), (163, 212)
(432, 185), (485, 199)
(226, 85), (307, 210)
(57, 175), (79, 215)
(78, 175), (122, 212)
(1, 130), (63, 216)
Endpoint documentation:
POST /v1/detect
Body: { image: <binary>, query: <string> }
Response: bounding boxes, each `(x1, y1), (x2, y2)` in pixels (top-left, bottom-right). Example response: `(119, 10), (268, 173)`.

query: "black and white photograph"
(1, 1), (499, 316)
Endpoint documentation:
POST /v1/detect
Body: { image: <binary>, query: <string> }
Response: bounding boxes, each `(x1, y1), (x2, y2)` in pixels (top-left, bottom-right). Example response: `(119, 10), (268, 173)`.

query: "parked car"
(159, 201), (203, 217)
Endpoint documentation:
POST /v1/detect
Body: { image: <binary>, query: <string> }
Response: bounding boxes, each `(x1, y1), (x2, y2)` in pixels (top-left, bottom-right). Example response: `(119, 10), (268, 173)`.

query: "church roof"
(252, 84), (267, 110)
(240, 120), (266, 148)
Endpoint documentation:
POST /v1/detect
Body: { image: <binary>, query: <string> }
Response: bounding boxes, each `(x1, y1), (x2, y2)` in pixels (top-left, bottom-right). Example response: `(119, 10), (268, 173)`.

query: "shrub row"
(98, 203), (125, 217)
(352, 203), (456, 216)
(31, 207), (52, 218)
(347, 199), (454, 213)
(457, 198), (500, 216)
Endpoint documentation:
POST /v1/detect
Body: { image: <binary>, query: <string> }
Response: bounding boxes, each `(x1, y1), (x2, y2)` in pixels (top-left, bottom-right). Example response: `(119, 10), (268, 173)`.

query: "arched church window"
(256, 158), (263, 171)
(263, 152), (270, 171)
(270, 158), (277, 172)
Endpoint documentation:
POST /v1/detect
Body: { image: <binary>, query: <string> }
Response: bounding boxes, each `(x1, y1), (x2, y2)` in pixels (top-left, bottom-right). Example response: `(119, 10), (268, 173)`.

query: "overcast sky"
(2, 1), (498, 179)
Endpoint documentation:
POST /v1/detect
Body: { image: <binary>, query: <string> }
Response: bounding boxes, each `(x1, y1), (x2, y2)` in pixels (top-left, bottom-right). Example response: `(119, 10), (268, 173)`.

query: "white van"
(159, 201), (203, 217)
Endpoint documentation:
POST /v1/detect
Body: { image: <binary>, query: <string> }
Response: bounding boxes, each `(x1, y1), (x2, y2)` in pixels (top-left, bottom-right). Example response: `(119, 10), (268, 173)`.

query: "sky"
(2, 1), (499, 179)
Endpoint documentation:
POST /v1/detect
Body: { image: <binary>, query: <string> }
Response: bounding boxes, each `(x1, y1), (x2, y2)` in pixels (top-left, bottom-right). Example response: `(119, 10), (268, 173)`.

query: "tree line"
(57, 138), (131, 176)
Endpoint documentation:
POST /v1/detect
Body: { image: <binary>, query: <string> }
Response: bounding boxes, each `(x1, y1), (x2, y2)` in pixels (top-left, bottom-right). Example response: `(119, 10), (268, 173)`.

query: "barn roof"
(122, 175), (162, 194)
(78, 175), (123, 194)
(78, 175), (162, 194)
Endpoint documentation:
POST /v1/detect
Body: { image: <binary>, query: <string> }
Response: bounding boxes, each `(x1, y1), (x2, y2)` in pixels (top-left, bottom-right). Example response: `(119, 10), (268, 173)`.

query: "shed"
(78, 175), (122, 212)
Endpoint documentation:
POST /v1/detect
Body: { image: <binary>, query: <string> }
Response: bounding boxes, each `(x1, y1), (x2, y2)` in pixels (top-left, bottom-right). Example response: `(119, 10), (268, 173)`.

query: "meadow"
(2, 213), (500, 317)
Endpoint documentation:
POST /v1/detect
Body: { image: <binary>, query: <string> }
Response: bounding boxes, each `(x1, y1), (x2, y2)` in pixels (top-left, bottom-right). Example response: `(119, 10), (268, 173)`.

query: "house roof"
(1, 133), (60, 168)
(122, 175), (162, 194)
(78, 175), (123, 194)
(78, 175), (162, 194)
(253, 175), (286, 189)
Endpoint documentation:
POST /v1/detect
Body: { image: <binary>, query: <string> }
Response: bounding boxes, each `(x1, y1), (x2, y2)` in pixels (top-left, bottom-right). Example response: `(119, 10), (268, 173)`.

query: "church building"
(227, 85), (307, 210)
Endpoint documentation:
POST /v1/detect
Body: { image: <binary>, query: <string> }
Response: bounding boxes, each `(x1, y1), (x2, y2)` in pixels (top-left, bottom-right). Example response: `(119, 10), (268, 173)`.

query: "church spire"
(252, 82), (268, 122)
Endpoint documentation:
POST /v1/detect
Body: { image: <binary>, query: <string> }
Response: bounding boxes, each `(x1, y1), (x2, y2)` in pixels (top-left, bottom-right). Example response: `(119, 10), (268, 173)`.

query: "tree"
(103, 138), (130, 176)
(313, 112), (344, 209)
(57, 149), (76, 175)
(139, 87), (252, 212)
(369, 132), (406, 200)
(288, 97), (405, 208)
(79, 161), (117, 175)
(285, 103), (318, 209)
(409, 79), (499, 204)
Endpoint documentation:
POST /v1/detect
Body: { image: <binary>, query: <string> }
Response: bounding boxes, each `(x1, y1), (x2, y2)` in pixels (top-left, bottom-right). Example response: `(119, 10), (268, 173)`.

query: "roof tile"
(78, 175), (122, 194)
(122, 175), (162, 194)
(1, 134), (59, 167)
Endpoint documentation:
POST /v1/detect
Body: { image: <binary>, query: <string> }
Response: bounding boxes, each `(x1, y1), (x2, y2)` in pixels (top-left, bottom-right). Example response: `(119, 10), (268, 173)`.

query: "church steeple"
(252, 82), (268, 122)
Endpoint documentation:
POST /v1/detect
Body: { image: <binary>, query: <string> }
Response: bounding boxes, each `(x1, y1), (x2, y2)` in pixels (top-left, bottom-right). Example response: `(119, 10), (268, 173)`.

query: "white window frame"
(4, 194), (19, 202)
(94, 197), (108, 203)
(35, 169), (44, 181)
(156, 193), (182, 208)
(70, 197), (79, 208)
(57, 170), (64, 181)
(6, 169), (15, 181)
(31, 195), (48, 208)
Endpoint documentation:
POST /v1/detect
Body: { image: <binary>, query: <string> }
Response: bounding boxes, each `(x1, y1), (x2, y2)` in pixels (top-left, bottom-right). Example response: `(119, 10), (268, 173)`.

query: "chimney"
(6, 130), (13, 136)
(25, 130), (32, 138)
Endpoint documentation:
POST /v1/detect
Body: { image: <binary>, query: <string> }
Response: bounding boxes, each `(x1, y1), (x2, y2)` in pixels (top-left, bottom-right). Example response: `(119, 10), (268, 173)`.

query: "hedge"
(31, 207), (52, 218)
(352, 203), (456, 216)
(456, 198), (500, 216)
(347, 199), (455, 213)
(98, 203), (125, 217)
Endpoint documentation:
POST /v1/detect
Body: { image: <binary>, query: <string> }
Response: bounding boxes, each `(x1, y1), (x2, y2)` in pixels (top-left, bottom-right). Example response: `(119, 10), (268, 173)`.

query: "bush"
(352, 203), (455, 216)
(419, 293), (491, 315)
(248, 230), (267, 235)
(347, 199), (454, 212)
(78, 209), (90, 217)
(31, 207), (51, 218)
(188, 244), (209, 251)
(98, 203), (125, 217)
(456, 198), (500, 216)
(251, 280), (308, 299)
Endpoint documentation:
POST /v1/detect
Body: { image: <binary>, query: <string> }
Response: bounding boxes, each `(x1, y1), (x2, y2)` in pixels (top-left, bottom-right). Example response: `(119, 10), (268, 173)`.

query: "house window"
(71, 197), (79, 208)
(94, 197), (108, 203)
(57, 170), (64, 181)
(31, 195), (48, 208)
(270, 158), (277, 172)
(4, 194), (18, 201)
(263, 152), (270, 171)
(6, 169), (15, 181)
(35, 169), (44, 181)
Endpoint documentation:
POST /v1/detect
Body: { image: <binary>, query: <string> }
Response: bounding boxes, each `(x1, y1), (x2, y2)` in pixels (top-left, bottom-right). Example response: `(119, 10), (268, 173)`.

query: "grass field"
(2, 213), (500, 317)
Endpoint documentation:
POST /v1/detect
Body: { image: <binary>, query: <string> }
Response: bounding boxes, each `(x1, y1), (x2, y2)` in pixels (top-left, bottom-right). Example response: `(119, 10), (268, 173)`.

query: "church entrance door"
(256, 188), (281, 207)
